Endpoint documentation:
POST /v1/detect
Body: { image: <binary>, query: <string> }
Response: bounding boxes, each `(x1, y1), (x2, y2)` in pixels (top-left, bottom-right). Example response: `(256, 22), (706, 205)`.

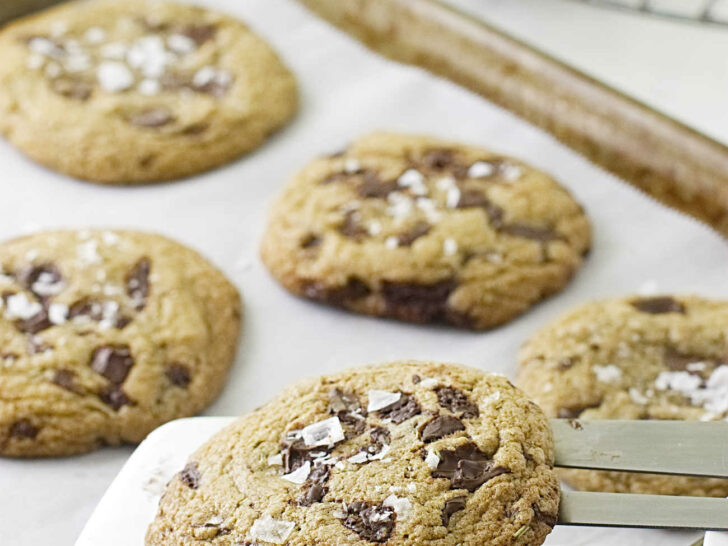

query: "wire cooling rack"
(569, 0), (728, 26)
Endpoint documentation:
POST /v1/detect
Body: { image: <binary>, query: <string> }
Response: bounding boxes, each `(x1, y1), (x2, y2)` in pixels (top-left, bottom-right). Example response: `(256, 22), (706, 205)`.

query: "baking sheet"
(1, 0), (727, 544)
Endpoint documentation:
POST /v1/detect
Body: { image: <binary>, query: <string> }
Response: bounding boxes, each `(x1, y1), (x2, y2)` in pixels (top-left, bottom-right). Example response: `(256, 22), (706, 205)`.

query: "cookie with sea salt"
(260, 132), (590, 330)
(0, 0), (297, 184)
(146, 361), (559, 545)
(0, 230), (241, 457)
(517, 295), (728, 497)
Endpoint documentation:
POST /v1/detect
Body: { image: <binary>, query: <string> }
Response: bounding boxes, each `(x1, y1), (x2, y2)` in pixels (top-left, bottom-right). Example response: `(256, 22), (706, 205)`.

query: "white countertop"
(1, 1), (727, 544)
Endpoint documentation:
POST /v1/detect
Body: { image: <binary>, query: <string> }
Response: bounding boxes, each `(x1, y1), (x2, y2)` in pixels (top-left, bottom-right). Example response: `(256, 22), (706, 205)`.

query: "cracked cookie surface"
(0, 0), (297, 184)
(0, 229), (241, 457)
(261, 133), (590, 330)
(146, 361), (559, 545)
(517, 295), (728, 497)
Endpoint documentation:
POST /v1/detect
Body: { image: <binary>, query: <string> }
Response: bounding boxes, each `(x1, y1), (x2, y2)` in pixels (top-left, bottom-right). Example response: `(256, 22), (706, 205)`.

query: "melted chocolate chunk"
(456, 191), (505, 226)
(126, 258), (151, 310)
(369, 426), (390, 446)
(303, 278), (370, 307)
(342, 501), (395, 543)
(381, 280), (456, 325)
(420, 415), (465, 442)
(356, 172), (399, 199)
(166, 363), (191, 387)
(532, 503), (558, 528)
(100, 385), (131, 411)
(16, 263), (62, 296)
(298, 464), (331, 506)
(412, 374), (421, 384)
(52, 369), (78, 393)
(16, 308), (52, 334)
(441, 495), (467, 526)
(377, 393), (421, 424)
(397, 222), (431, 246)
(500, 224), (559, 242)
(51, 77), (92, 100)
(421, 149), (456, 170)
(280, 437), (333, 474)
(128, 108), (175, 128)
(179, 462), (201, 489)
(436, 387), (479, 418)
(433, 442), (509, 492)
(631, 296), (686, 315)
(338, 211), (367, 240)
(179, 24), (217, 45)
(298, 482), (327, 506)
(9, 419), (38, 439)
(329, 388), (363, 414)
(301, 234), (322, 249)
(90, 345), (134, 384)
(68, 299), (130, 328)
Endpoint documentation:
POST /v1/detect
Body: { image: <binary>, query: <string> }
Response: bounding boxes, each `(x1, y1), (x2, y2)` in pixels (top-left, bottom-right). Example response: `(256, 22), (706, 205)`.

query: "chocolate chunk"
(100, 385), (131, 411)
(301, 234), (322, 249)
(126, 258), (150, 310)
(412, 374), (421, 384)
(179, 462), (201, 489)
(280, 437), (331, 474)
(342, 501), (395, 543)
(369, 426), (390, 446)
(16, 308), (52, 334)
(631, 296), (686, 315)
(194, 78), (231, 98)
(68, 299), (130, 328)
(179, 24), (217, 45)
(298, 483), (327, 506)
(500, 224), (559, 242)
(532, 503), (558, 528)
(51, 77), (92, 101)
(90, 345), (134, 384)
(9, 419), (38, 439)
(381, 280), (456, 324)
(128, 108), (174, 128)
(329, 388), (363, 414)
(16, 263), (63, 297)
(436, 387), (479, 418)
(433, 441), (509, 492)
(420, 415), (465, 442)
(377, 393), (421, 424)
(356, 171), (399, 199)
(303, 278), (370, 307)
(397, 222), (430, 246)
(421, 149), (456, 170)
(441, 495), (467, 526)
(338, 211), (367, 240)
(664, 347), (703, 372)
(166, 363), (191, 387)
(52, 369), (78, 393)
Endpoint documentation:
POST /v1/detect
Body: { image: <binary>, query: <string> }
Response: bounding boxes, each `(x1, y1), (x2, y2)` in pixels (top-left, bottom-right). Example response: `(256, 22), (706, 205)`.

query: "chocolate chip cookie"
(0, 0), (297, 184)
(517, 295), (728, 497)
(260, 133), (590, 330)
(146, 361), (559, 545)
(0, 229), (241, 457)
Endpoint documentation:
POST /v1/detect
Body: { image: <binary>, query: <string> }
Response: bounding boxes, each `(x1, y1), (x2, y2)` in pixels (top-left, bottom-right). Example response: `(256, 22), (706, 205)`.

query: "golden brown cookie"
(261, 132), (590, 330)
(0, 0), (297, 184)
(146, 361), (559, 545)
(517, 295), (728, 497)
(0, 229), (241, 457)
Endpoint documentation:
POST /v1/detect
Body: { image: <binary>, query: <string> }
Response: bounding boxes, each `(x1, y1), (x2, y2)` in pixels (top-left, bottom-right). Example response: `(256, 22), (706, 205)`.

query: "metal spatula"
(553, 419), (728, 530)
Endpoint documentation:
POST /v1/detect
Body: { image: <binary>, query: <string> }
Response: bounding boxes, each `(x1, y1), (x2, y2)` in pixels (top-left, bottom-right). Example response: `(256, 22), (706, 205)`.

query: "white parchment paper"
(0, 0), (726, 544)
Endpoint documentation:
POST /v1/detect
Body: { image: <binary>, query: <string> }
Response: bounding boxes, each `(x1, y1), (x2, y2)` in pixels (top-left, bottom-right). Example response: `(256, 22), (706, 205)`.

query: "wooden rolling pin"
(299, 0), (728, 237)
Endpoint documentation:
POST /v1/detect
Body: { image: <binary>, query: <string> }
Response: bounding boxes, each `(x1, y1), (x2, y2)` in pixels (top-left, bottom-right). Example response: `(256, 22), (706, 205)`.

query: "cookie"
(0, 0), (297, 184)
(517, 295), (728, 497)
(146, 361), (559, 545)
(260, 132), (590, 330)
(0, 229), (241, 457)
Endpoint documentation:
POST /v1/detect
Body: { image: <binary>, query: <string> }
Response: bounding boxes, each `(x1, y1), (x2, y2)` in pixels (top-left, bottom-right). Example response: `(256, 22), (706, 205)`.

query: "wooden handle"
(299, 0), (728, 236)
